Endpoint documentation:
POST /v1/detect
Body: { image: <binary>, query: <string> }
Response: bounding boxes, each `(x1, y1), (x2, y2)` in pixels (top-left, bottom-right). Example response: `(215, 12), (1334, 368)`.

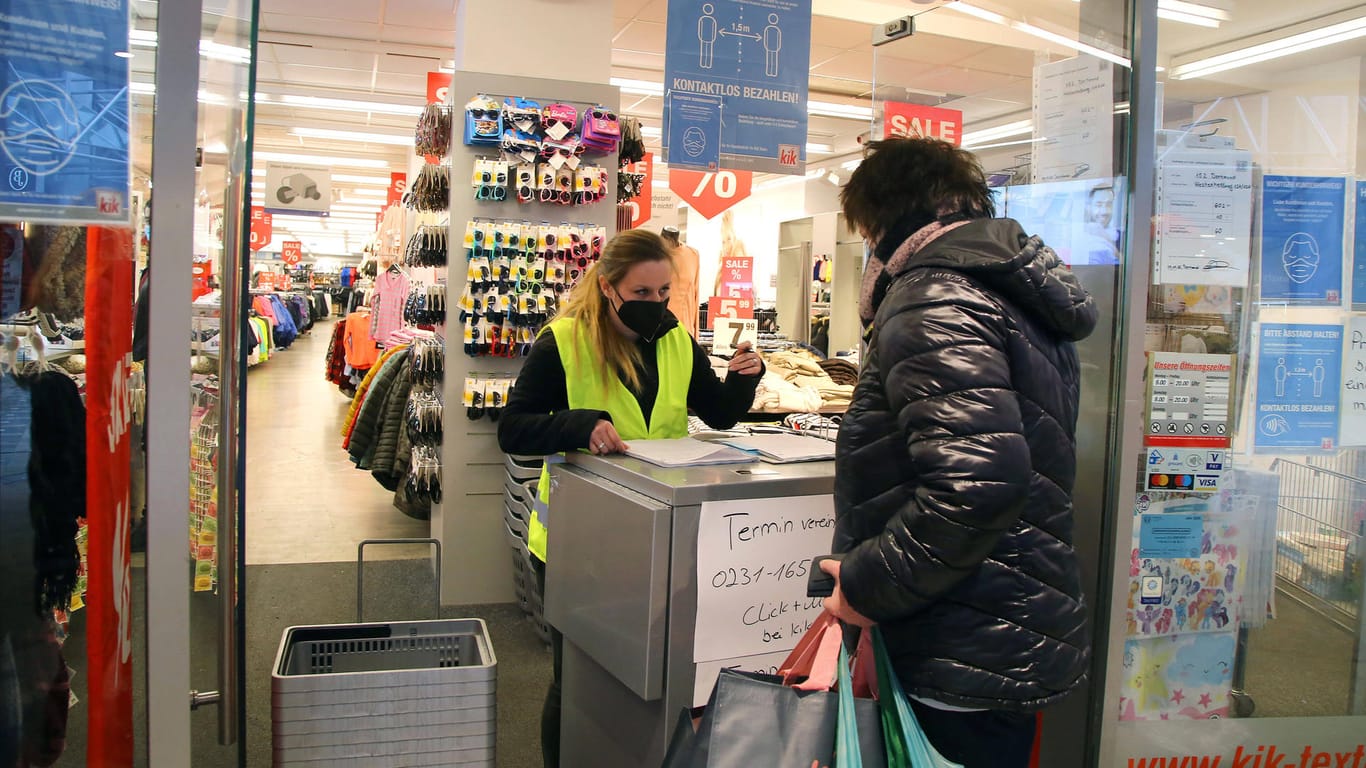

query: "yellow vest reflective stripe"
(528, 317), (692, 561)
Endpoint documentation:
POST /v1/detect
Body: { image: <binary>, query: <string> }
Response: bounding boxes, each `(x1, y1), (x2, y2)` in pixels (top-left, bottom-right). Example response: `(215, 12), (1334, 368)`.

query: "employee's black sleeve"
(497, 329), (608, 456)
(686, 340), (762, 429)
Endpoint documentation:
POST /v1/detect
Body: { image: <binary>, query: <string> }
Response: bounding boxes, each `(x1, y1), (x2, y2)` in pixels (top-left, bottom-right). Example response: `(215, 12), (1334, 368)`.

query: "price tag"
(712, 317), (758, 357)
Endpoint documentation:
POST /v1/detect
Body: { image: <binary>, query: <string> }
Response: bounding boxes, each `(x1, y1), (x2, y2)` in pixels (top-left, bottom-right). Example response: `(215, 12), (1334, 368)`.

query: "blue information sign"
(665, 92), (722, 172)
(1353, 181), (1366, 309)
(664, 0), (811, 174)
(1254, 323), (1343, 452)
(0, 0), (131, 225)
(1259, 176), (1346, 304)
(1139, 514), (1204, 559)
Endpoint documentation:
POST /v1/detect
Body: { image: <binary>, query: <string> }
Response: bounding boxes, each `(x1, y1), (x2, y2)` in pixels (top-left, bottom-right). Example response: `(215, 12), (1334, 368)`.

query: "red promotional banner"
(668, 169), (752, 220)
(708, 294), (755, 328)
(249, 206), (272, 252)
(426, 71), (451, 106)
(281, 240), (302, 265)
(883, 102), (963, 145)
(625, 152), (653, 228)
(387, 172), (408, 208)
(84, 226), (135, 765)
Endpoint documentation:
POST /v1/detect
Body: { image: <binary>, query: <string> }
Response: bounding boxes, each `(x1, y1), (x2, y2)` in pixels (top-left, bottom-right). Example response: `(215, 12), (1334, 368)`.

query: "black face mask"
(611, 292), (668, 342)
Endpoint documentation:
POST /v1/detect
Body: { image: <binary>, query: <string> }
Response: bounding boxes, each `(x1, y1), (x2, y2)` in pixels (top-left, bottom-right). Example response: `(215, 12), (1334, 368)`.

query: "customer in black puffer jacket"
(817, 138), (1098, 768)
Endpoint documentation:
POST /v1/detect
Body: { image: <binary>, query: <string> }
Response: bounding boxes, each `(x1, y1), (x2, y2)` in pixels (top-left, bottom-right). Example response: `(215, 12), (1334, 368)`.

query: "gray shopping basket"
(271, 539), (496, 767)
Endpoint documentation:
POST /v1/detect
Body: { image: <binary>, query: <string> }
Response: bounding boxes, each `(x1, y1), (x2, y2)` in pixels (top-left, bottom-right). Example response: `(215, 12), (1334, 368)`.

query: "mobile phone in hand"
(806, 554), (844, 598)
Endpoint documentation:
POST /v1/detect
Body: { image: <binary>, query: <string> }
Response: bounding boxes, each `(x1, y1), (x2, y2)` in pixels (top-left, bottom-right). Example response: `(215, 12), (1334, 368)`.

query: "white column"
(454, 0), (614, 82)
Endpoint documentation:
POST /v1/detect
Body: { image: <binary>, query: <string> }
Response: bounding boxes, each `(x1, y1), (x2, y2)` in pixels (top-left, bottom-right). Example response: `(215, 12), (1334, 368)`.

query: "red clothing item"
(343, 311), (380, 370)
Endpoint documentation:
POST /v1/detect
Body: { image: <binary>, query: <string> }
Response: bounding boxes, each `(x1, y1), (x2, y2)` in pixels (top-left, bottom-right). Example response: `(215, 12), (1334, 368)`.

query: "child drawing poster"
(1119, 632), (1236, 721)
(1126, 496), (1245, 639)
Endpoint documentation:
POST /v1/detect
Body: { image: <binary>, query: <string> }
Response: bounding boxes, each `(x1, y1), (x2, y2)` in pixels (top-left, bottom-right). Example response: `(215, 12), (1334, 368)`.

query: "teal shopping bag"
(834, 643), (864, 768)
(871, 628), (963, 768)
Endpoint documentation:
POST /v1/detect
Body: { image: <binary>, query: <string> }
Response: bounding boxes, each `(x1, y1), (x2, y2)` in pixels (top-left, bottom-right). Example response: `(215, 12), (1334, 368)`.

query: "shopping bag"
(872, 627), (963, 768)
(664, 612), (885, 768)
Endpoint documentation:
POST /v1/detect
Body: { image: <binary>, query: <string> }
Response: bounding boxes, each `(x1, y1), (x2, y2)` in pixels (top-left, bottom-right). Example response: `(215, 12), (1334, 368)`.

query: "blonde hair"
(556, 229), (675, 392)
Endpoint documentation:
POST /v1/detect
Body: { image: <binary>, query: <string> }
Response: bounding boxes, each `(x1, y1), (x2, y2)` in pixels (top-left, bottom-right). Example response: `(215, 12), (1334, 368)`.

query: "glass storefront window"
(1106, 0), (1366, 762)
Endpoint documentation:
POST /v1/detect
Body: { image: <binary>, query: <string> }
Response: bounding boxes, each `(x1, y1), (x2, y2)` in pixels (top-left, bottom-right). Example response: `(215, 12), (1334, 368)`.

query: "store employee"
(498, 228), (763, 767)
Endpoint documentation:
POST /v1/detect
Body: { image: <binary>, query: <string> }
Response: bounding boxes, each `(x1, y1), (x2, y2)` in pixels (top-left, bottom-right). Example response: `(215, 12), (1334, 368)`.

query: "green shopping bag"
(835, 643), (864, 768)
(871, 628), (963, 768)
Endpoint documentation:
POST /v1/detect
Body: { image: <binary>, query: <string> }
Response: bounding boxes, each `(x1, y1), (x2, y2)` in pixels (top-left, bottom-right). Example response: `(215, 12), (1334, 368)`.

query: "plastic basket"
(272, 619), (495, 767)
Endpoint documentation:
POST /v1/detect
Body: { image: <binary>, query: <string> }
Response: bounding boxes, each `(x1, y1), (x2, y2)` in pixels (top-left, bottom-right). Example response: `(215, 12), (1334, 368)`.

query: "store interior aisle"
(244, 317), (428, 564)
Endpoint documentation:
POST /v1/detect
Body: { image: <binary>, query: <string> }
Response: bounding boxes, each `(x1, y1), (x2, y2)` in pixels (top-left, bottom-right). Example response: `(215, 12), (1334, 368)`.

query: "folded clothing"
(818, 358), (859, 387)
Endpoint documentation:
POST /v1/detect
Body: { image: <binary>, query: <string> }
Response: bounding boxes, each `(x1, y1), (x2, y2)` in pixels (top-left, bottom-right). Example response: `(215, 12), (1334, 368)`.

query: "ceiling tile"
(614, 0), (656, 20)
(263, 44), (376, 71)
(870, 56), (940, 86)
(809, 51), (874, 83)
(616, 20), (667, 51)
(262, 0), (376, 24)
(260, 13), (376, 40)
(811, 15), (871, 50)
(634, 0), (670, 24)
(379, 52), (443, 75)
(953, 46), (1035, 77)
(378, 24), (454, 48)
(874, 34), (989, 64)
(611, 48), (666, 70)
(383, 0), (458, 28)
(808, 44), (845, 67)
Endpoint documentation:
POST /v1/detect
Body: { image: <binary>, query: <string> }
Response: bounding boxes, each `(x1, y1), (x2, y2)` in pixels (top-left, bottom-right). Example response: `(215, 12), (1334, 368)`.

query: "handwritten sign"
(1032, 55), (1112, 182)
(712, 317), (758, 357)
(693, 650), (792, 707)
(1153, 149), (1253, 286)
(694, 495), (835, 664)
(1339, 316), (1366, 446)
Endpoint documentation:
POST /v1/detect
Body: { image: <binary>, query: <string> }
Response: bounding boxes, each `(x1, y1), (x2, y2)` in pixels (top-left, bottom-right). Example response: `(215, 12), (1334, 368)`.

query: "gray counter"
(545, 453), (837, 767)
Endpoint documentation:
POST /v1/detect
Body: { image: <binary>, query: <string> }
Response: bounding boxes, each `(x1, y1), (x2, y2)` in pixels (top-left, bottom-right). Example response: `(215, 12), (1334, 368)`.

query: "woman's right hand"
(589, 419), (629, 455)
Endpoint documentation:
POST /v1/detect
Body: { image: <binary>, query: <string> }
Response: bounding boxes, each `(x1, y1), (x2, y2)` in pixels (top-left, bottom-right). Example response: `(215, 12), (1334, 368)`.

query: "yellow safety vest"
(529, 316), (692, 561)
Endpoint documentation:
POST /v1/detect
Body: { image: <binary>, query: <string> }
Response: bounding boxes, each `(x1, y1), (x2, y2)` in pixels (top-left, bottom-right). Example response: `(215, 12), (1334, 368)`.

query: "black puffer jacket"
(833, 217), (1097, 712)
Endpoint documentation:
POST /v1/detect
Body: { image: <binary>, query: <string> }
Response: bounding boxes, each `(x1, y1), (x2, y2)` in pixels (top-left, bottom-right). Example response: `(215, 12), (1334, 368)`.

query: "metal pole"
(216, 175), (244, 745)
(146, 0), (202, 763)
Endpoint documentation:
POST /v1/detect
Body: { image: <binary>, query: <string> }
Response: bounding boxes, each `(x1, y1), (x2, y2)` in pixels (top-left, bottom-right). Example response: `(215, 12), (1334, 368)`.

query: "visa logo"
(1196, 476), (1218, 488)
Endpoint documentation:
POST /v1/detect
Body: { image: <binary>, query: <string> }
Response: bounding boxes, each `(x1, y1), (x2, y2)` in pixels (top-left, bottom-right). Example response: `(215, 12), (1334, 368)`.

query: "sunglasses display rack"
(403, 281), (447, 326)
(458, 219), (607, 359)
(470, 157), (611, 207)
(462, 374), (515, 422)
(439, 70), (620, 608)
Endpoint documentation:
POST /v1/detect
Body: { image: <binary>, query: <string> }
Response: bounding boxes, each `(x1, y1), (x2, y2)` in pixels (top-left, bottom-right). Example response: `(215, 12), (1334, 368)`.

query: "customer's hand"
(728, 341), (763, 377)
(820, 559), (876, 628)
(589, 419), (629, 455)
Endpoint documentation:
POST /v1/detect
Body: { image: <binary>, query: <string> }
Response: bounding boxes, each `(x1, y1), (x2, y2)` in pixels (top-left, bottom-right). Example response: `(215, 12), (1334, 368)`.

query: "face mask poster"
(0, 0), (131, 225)
(1258, 176), (1347, 305)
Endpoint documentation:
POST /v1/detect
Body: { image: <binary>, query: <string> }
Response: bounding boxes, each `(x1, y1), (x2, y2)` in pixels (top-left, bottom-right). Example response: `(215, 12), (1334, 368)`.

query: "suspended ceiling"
(126, 0), (1366, 253)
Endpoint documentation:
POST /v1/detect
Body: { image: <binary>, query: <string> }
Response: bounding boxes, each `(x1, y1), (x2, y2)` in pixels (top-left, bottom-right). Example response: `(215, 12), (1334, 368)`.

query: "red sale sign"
(281, 240), (302, 265)
(669, 169), (752, 220)
(626, 152), (653, 228)
(388, 172), (407, 208)
(708, 294), (754, 328)
(85, 226), (136, 765)
(427, 71), (451, 106)
(249, 206), (272, 252)
(883, 102), (963, 146)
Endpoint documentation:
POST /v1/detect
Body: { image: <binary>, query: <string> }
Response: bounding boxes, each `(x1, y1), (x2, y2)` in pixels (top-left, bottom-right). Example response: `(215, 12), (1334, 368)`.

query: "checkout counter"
(545, 452), (838, 767)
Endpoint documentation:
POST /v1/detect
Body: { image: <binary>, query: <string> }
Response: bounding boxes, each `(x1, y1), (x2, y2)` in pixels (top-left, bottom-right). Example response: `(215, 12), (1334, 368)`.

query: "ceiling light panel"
(254, 151), (392, 169)
(1170, 14), (1366, 79)
(290, 127), (414, 146)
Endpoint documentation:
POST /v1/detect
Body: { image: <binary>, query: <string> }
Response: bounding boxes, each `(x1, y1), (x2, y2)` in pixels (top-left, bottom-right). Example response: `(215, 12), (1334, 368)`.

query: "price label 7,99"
(712, 317), (758, 357)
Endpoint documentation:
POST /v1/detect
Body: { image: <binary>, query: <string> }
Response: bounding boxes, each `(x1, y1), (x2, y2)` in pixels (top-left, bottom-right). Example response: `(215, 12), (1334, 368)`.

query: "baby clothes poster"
(1120, 632), (1236, 721)
(1126, 497), (1245, 639)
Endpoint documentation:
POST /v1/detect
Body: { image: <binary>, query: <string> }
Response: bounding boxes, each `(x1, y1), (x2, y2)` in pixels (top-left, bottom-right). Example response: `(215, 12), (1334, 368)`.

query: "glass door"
(1102, 0), (1366, 762)
(867, 0), (1138, 763)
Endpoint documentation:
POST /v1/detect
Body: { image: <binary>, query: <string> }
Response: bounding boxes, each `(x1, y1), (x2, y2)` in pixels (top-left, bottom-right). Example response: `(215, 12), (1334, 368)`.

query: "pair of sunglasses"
(476, 185), (507, 201)
(469, 108), (499, 119)
(590, 108), (617, 122)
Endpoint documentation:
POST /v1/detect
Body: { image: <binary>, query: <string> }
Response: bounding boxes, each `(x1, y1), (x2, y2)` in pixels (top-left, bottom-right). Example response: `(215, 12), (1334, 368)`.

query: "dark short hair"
(840, 138), (995, 241)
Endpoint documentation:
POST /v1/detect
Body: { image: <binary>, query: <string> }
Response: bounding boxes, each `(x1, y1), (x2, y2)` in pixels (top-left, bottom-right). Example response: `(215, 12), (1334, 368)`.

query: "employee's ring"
(597, 442), (606, 450)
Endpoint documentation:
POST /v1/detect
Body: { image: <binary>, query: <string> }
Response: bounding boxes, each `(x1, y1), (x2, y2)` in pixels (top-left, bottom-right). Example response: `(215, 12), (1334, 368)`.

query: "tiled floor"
(244, 317), (430, 564)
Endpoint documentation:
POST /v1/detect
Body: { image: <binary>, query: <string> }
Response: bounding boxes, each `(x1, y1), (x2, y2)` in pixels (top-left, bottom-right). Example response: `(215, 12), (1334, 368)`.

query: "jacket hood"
(899, 218), (1098, 342)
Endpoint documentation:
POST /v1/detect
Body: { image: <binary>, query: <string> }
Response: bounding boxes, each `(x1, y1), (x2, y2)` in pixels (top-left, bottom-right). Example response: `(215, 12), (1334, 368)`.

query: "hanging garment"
(343, 311), (380, 370)
(346, 347), (410, 463)
(370, 269), (411, 348)
(324, 321), (348, 385)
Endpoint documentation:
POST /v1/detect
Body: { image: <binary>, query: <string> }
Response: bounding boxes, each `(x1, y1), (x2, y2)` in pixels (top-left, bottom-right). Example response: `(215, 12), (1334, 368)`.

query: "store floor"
(245, 317), (429, 564)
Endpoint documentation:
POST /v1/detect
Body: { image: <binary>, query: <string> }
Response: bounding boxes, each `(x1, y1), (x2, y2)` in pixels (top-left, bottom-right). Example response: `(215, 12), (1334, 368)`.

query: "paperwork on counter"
(624, 438), (755, 468)
(716, 433), (836, 463)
